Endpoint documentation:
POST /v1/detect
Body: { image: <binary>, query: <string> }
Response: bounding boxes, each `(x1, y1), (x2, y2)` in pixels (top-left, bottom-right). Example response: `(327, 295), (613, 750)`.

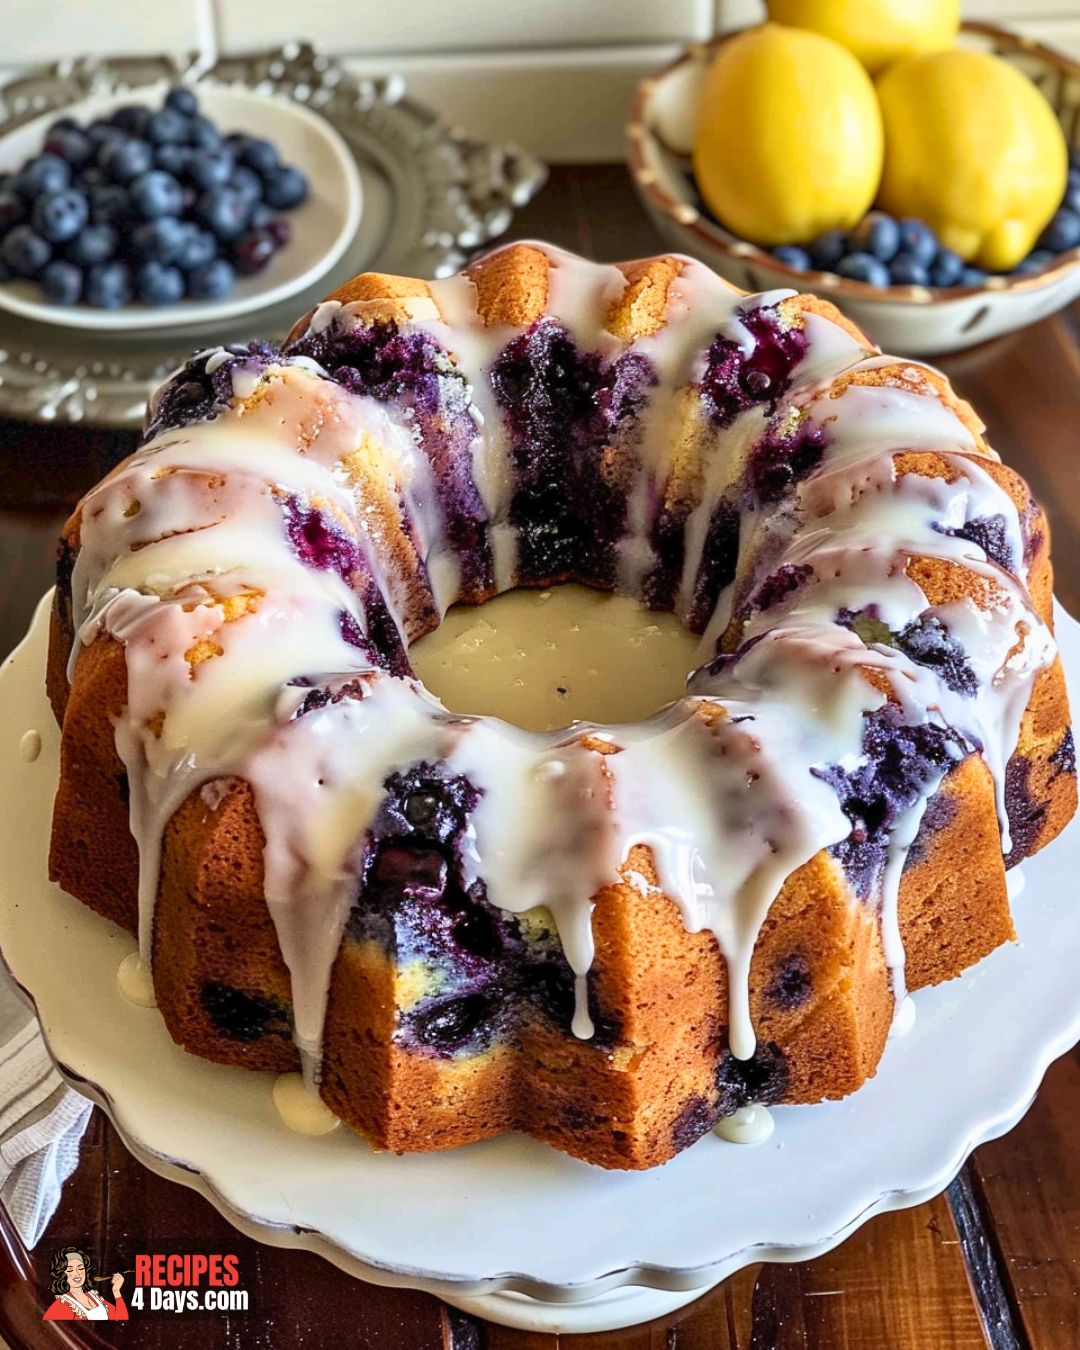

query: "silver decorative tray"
(0, 45), (547, 426)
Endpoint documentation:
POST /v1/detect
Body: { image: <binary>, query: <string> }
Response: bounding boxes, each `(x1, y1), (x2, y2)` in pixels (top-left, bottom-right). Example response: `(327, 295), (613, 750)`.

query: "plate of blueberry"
(0, 82), (362, 330)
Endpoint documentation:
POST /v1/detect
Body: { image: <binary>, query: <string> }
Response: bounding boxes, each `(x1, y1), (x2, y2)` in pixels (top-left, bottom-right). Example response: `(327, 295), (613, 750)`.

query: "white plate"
(0, 85), (363, 332)
(0, 593), (1077, 1333)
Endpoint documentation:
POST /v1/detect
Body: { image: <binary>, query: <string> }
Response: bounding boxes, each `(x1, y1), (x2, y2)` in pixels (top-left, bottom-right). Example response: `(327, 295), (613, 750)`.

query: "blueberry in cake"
(46, 242), (1076, 1169)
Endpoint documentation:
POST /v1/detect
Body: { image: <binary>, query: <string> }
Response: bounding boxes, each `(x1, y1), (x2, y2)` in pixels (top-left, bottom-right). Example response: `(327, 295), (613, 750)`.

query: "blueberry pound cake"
(47, 241), (1076, 1169)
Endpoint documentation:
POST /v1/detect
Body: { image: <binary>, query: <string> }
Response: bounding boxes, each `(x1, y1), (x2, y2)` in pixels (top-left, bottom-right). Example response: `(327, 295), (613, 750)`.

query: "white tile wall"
(0, 0), (1077, 159)
(0, 0), (207, 62)
(3, 0), (1078, 65)
(716, 1), (1080, 39)
(347, 44), (681, 161)
(1025, 17), (1080, 58)
(217, 0), (713, 57)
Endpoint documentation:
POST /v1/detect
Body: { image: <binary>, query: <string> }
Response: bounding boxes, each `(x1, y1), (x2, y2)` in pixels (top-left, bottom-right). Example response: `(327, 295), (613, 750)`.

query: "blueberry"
(409, 993), (494, 1053)
(1070, 146), (1080, 170)
(929, 248), (964, 287)
(129, 169), (184, 220)
(772, 244), (811, 269)
(808, 228), (848, 270)
(146, 108), (190, 146)
(1065, 183), (1080, 216)
(187, 149), (234, 191)
(47, 116), (80, 135)
(897, 218), (938, 268)
(43, 127), (93, 167)
(86, 121), (127, 150)
(84, 259), (133, 308)
(110, 104), (152, 137)
(836, 251), (891, 286)
(187, 257), (234, 298)
(87, 184), (130, 227)
(200, 982), (288, 1043)
(76, 165), (107, 191)
(1037, 207), (1080, 253)
(41, 259), (82, 305)
(263, 165), (307, 210)
(131, 216), (187, 263)
(99, 137), (153, 184)
(266, 216), (291, 247)
(716, 1042), (789, 1116)
(154, 143), (191, 177)
(65, 223), (117, 266)
(173, 224), (216, 270)
(1, 225), (51, 278)
(248, 202), (275, 230)
(889, 251), (930, 286)
(186, 115), (221, 150)
(1013, 249), (1055, 276)
(231, 164), (262, 203)
(13, 153), (71, 200)
(959, 266), (988, 286)
(239, 137), (279, 176)
(403, 790), (440, 828)
(231, 227), (277, 275)
(196, 185), (251, 240)
(136, 259), (184, 305)
(164, 86), (199, 118)
(766, 954), (812, 1010)
(0, 192), (25, 233)
(31, 189), (89, 244)
(0, 260), (10, 282)
(851, 211), (901, 262)
(371, 843), (448, 897)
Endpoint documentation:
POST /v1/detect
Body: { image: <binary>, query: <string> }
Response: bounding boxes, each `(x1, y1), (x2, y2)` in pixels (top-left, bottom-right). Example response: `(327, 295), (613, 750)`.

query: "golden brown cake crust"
(45, 244), (1076, 1170)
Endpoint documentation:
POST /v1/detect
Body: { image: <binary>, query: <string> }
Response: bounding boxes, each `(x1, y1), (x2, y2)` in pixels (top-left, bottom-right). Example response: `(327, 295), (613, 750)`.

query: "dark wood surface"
(1, 164), (1078, 1348)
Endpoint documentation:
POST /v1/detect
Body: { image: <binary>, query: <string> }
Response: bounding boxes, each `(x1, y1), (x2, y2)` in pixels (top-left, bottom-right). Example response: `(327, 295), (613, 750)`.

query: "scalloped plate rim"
(0, 591), (1077, 1312)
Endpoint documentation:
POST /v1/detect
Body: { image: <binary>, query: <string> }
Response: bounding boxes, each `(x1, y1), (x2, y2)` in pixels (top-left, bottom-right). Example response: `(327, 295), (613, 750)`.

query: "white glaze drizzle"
(714, 1104), (775, 1144)
(272, 1072), (341, 1135)
(64, 243), (1057, 1086)
(889, 996), (917, 1038)
(117, 952), (157, 1008)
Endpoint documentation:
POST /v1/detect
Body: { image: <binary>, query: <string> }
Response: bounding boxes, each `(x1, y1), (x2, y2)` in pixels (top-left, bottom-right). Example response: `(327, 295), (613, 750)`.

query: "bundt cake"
(46, 241), (1076, 1170)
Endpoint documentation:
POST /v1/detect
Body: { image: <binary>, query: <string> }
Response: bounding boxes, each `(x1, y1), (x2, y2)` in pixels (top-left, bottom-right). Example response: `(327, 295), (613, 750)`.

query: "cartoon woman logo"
(42, 1246), (129, 1321)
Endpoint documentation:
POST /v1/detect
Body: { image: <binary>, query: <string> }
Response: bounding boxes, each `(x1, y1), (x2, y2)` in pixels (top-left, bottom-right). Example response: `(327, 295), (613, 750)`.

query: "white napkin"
(0, 972), (92, 1247)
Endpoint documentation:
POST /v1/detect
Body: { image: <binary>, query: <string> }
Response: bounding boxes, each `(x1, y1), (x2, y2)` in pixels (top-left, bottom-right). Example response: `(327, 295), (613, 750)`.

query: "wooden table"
(0, 165), (1078, 1349)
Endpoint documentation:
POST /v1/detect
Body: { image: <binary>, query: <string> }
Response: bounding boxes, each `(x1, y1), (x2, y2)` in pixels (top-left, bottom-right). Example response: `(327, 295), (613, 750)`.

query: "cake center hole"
(409, 584), (705, 733)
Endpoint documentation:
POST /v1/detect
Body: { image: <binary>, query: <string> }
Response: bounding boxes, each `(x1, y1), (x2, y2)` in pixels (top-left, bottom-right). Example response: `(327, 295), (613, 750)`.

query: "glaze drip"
(63, 243), (1058, 1082)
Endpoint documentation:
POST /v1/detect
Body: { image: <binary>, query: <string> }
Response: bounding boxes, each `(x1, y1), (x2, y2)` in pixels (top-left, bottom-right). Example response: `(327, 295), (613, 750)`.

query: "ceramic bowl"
(627, 21), (1080, 355)
(0, 84), (363, 333)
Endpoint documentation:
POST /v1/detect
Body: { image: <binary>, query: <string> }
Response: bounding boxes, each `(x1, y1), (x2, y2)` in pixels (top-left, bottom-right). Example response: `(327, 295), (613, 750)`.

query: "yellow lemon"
(766, 0), (959, 75)
(694, 24), (883, 248)
(876, 49), (1067, 271)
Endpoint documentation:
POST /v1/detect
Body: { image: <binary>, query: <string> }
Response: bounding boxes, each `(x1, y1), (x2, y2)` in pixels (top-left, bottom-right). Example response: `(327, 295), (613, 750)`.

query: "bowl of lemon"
(628, 5), (1080, 354)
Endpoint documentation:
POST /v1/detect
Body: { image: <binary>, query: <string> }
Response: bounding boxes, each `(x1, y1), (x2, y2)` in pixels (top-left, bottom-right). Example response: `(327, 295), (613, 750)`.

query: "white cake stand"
(1, 592), (1078, 1334)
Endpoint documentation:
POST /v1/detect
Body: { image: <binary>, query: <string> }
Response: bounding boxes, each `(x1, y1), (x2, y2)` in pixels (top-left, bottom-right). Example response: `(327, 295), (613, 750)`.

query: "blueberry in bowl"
(767, 189), (1080, 295)
(629, 23), (1080, 355)
(0, 79), (360, 324)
